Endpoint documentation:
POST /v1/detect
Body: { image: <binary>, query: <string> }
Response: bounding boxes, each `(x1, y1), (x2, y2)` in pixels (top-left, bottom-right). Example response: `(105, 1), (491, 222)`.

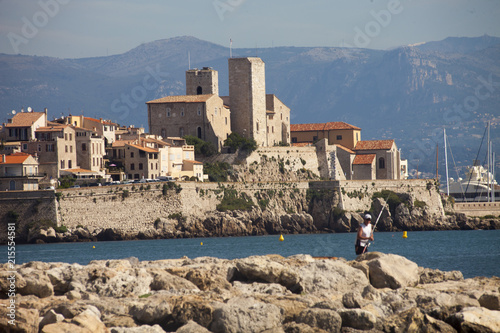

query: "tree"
(184, 135), (216, 157)
(224, 132), (257, 153)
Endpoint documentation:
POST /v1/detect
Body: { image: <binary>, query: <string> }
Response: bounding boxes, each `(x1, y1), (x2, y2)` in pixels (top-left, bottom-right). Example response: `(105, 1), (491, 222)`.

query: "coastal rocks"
(357, 252), (419, 289)
(211, 297), (282, 333)
(4, 253), (500, 332)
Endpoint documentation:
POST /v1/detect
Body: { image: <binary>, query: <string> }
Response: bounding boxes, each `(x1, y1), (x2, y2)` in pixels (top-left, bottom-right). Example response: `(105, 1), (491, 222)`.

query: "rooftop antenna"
(188, 51), (191, 70)
(230, 38), (232, 58)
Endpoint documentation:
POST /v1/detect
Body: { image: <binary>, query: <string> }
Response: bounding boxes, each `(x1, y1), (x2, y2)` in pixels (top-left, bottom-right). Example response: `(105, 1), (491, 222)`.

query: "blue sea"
(3, 230), (499, 279)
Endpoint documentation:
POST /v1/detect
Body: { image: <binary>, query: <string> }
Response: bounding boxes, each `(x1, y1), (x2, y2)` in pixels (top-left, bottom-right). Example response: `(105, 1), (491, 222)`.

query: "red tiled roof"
(5, 112), (45, 127)
(336, 144), (355, 154)
(354, 140), (394, 151)
(353, 154), (376, 165)
(84, 117), (116, 126)
(0, 152), (31, 164)
(290, 122), (360, 132)
(184, 160), (203, 164)
(112, 140), (136, 148)
(291, 142), (312, 147)
(127, 143), (158, 153)
(146, 94), (215, 104)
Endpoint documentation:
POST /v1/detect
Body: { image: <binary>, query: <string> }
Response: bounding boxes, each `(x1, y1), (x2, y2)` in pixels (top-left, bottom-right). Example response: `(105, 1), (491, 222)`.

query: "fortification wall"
(335, 179), (444, 216)
(454, 202), (500, 217)
(0, 190), (58, 243)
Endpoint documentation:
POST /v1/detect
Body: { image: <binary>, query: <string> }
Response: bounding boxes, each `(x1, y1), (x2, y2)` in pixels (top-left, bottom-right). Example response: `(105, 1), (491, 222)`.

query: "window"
(68, 160), (72, 169)
(93, 158), (95, 166)
(60, 160), (65, 169)
(337, 135), (342, 140)
(65, 133), (68, 140)
(272, 126), (274, 133)
(82, 143), (87, 151)
(23, 143), (28, 150)
(197, 127), (202, 139)
(225, 117), (227, 125)
(166, 107), (171, 117)
(161, 129), (166, 138)
(65, 145), (68, 153)
(131, 152), (134, 158)
(379, 157), (385, 169)
(256, 122), (259, 132)
(313, 136), (318, 142)
(139, 163), (143, 170)
(130, 163), (135, 170)
(292, 137), (298, 143)
(197, 86), (202, 95)
(181, 108), (185, 117)
(197, 106), (201, 116)
(69, 133), (72, 140)
(38, 145), (41, 152)
(179, 127), (184, 137)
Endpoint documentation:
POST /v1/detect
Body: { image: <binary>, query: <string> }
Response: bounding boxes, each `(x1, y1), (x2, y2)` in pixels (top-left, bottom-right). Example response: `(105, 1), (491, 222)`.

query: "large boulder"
(86, 264), (152, 297)
(129, 298), (171, 325)
(148, 268), (199, 291)
(296, 308), (341, 333)
(18, 268), (54, 298)
(233, 255), (301, 292)
(176, 320), (211, 333)
(383, 308), (455, 333)
(297, 259), (369, 296)
(210, 297), (282, 333)
(338, 308), (377, 330)
(0, 306), (39, 333)
(358, 252), (419, 289)
(110, 325), (166, 333)
(447, 306), (500, 333)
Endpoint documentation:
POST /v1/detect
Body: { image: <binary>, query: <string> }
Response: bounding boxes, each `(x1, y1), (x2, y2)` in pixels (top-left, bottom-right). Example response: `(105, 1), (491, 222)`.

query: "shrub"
(184, 135), (217, 157)
(122, 190), (130, 200)
(216, 189), (254, 212)
(205, 162), (232, 182)
(414, 199), (426, 209)
(224, 132), (257, 153)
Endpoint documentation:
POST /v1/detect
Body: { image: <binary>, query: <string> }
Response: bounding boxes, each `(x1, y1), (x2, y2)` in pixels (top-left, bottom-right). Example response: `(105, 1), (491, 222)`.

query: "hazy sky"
(1, 0), (499, 58)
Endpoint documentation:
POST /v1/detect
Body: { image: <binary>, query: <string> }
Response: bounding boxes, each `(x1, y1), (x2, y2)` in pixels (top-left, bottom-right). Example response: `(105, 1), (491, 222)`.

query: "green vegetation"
(28, 219), (67, 233)
(122, 190), (130, 200)
(184, 135), (217, 157)
(216, 189), (254, 212)
(372, 190), (407, 215)
(139, 293), (152, 299)
(55, 192), (63, 202)
(204, 162), (232, 182)
(224, 132), (257, 153)
(58, 176), (75, 189)
(414, 199), (427, 209)
(168, 212), (186, 223)
(7, 210), (19, 224)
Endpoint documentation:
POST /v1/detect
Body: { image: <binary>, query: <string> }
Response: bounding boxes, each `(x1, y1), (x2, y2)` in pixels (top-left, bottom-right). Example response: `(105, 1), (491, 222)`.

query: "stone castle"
(147, 57), (291, 150)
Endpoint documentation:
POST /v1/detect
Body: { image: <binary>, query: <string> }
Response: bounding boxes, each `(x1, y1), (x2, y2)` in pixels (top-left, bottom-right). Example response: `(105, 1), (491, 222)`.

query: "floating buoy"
(403, 231), (408, 239)
(200, 242), (203, 246)
(92, 245), (95, 249)
(279, 234), (284, 242)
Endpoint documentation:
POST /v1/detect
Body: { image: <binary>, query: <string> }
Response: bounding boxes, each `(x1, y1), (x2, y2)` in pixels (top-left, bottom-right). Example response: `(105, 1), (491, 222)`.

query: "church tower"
(228, 57), (267, 146)
(185, 67), (219, 96)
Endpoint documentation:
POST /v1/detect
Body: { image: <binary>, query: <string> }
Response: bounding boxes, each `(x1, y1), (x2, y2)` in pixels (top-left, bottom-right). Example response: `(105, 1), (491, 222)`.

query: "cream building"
(3, 110), (47, 142)
(0, 152), (42, 191)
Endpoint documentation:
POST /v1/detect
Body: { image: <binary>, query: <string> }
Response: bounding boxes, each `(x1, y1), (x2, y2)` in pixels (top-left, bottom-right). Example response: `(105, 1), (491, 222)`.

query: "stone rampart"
(0, 190), (58, 243)
(454, 202), (500, 217)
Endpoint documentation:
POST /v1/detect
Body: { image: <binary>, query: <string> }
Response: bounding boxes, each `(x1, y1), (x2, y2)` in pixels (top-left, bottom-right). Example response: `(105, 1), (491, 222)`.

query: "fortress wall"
(334, 179), (444, 216)
(0, 190), (58, 243)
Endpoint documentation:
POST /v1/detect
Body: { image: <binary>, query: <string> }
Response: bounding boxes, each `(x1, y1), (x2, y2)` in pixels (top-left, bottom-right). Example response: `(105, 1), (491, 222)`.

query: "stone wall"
(0, 190), (58, 243)
(454, 202), (500, 217)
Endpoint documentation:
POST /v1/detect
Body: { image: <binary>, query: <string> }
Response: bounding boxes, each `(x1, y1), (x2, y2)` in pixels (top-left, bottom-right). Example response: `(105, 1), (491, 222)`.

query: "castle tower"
(186, 67), (219, 96)
(228, 57), (267, 146)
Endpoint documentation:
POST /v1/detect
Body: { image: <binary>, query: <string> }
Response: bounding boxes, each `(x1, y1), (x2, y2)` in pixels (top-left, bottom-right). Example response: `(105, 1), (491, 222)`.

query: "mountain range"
(1, 35), (499, 179)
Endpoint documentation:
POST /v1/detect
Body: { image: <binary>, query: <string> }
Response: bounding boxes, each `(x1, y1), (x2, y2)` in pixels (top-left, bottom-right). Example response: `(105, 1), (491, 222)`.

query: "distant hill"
(1, 35), (499, 179)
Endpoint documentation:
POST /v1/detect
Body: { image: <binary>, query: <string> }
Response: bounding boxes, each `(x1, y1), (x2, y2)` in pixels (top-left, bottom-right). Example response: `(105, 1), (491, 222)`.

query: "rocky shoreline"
(24, 209), (500, 245)
(1, 252), (499, 333)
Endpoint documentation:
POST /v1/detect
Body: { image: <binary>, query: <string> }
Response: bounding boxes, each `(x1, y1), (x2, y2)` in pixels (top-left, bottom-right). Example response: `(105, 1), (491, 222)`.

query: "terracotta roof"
(353, 154), (376, 165)
(5, 112), (45, 127)
(141, 138), (171, 146)
(0, 152), (31, 164)
(63, 168), (95, 174)
(354, 140), (395, 151)
(146, 94), (215, 104)
(84, 117), (116, 126)
(184, 160), (203, 164)
(36, 126), (67, 132)
(291, 142), (312, 147)
(112, 140), (136, 148)
(127, 143), (158, 153)
(290, 122), (360, 132)
(336, 144), (355, 154)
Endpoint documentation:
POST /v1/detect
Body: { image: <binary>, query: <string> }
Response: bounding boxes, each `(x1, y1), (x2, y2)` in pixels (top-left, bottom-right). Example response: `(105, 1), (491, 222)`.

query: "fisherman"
(355, 213), (374, 255)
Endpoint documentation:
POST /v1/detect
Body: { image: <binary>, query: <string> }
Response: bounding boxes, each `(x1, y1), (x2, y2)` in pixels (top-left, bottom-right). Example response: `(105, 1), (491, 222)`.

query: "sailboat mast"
(444, 129), (450, 195)
(487, 121), (491, 202)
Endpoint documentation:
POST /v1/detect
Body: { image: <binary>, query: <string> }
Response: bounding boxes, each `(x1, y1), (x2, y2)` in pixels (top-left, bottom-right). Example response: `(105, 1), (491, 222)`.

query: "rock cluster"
(1, 252), (499, 332)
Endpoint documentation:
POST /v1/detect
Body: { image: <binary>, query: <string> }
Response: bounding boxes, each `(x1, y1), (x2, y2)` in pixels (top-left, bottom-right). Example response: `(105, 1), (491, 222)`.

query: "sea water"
(2, 230), (499, 279)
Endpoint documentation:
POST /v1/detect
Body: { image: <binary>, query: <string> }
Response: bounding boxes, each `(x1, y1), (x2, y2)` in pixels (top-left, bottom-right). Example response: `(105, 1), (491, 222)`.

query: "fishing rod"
(362, 195), (390, 254)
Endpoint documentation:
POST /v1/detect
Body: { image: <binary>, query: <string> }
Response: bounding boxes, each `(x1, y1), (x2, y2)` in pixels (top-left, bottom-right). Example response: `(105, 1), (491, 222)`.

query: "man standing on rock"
(355, 214), (374, 255)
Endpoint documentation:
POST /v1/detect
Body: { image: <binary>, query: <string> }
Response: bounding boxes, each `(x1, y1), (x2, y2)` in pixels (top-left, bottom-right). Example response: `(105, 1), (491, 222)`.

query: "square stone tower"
(186, 67), (219, 96)
(228, 57), (267, 146)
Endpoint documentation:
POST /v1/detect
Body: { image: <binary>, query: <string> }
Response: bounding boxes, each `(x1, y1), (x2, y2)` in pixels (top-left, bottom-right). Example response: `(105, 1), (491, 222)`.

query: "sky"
(0, 0), (499, 59)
